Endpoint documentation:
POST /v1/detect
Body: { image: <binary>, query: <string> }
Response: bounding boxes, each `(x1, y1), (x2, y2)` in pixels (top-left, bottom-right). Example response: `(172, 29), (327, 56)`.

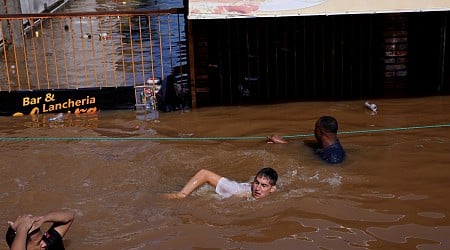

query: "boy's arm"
(8, 215), (35, 250)
(165, 169), (222, 199)
(37, 210), (74, 237)
(267, 134), (287, 143)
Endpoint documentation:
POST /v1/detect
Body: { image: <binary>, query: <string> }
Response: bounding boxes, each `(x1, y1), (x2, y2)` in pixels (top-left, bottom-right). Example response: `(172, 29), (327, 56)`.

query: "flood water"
(1, 0), (186, 91)
(1, 96), (450, 249)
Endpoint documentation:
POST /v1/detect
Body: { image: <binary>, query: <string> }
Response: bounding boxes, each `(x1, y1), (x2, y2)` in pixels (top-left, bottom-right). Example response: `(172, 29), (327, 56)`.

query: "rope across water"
(0, 124), (449, 141)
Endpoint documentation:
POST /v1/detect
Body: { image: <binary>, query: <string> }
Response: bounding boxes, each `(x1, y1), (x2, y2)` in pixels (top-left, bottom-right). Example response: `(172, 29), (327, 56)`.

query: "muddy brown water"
(1, 96), (450, 249)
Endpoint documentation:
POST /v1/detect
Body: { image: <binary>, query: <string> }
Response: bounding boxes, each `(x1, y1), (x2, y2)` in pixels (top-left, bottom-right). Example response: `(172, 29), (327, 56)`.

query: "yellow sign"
(20, 92), (97, 115)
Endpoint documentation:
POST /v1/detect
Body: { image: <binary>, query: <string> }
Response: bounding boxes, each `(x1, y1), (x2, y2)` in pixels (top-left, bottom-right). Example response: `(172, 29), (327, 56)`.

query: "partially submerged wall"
(188, 12), (450, 107)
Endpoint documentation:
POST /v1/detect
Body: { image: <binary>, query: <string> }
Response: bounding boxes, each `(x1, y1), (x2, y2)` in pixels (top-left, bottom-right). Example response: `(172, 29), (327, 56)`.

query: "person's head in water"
(6, 210), (74, 250)
(251, 167), (278, 199)
(314, 116), (339, 144)
(5, 226), (59, 250)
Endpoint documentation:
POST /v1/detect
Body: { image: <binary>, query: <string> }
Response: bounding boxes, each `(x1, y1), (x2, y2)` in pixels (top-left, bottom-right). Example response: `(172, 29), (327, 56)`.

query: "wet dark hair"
(6, 226), (64, 250)
(317, 116), (339, 134)
(5, 227), (15, 247)
(41, 229), (65, 250)
(5, 226), (40, 247)
(256, 167), (278, 186)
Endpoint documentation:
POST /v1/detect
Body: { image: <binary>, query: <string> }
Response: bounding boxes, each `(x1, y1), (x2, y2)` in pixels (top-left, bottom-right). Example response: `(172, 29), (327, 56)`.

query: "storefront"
(186, 0), (450, 107)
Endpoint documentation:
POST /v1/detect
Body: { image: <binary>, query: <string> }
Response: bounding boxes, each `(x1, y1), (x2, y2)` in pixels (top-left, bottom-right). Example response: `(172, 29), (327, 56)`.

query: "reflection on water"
(0, 96), (449, 249)
(21, 112), (100, 128)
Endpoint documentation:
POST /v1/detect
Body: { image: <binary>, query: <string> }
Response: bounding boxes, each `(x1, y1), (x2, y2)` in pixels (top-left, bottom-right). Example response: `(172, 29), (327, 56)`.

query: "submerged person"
(165, 167), (278, 199)
(5, 209), (74, 250)
(268, 116), (345, 164)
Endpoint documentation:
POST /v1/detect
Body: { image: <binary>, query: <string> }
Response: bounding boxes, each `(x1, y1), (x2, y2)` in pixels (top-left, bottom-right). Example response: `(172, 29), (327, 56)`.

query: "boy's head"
(251, 167), (278, 199)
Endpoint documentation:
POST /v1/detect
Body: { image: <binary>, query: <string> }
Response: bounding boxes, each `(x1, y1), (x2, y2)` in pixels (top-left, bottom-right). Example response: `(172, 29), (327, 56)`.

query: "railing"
(0, 9), (188, 97)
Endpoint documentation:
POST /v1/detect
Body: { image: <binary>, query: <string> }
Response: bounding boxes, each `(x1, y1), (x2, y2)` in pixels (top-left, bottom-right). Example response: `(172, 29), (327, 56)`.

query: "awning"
(188, 0), (450, 19)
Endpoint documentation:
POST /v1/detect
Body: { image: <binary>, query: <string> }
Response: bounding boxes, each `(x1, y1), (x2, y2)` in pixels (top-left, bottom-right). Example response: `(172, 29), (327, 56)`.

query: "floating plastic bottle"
(364, 101), (377, 113)
(48, 113), (64, 121)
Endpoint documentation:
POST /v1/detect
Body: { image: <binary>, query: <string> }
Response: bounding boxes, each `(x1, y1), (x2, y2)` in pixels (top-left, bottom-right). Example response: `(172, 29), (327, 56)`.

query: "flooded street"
(1, 96), (450, 249)
(1, 1), (450, 249)
(1, 0), (186, 92)
(63, 0), (183, 12)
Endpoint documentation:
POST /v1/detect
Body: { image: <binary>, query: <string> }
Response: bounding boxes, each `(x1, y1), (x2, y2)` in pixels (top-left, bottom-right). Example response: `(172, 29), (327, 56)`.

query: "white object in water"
(364, 101), (377, 112)
(99, 33), (110, 40)
(146, 78), (162, 93)
(82, 33), (92, 39)
(48, 113), (64, 121)
(146, 78), (160, 85)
